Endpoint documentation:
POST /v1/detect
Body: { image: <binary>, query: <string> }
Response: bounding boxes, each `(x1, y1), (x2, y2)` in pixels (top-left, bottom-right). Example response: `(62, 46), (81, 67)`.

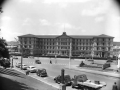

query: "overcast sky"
(0, 0), (120, 41)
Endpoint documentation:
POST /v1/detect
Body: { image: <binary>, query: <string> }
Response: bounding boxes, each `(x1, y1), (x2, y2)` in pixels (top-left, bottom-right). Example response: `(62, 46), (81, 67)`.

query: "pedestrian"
(112, 82), (118, 90)
(26, 70), (30, 75)
(50, 60), (52, 64)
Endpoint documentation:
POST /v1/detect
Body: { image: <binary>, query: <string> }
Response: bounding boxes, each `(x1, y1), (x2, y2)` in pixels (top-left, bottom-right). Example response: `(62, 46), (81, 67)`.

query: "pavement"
(65, 65), (120, 78)
(0, 67), (58, 90)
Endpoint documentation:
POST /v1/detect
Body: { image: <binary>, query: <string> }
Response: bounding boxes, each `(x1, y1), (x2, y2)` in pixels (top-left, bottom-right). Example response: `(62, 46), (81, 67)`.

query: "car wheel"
(55, 80), (57, 83)
(72, 85), (74, 88)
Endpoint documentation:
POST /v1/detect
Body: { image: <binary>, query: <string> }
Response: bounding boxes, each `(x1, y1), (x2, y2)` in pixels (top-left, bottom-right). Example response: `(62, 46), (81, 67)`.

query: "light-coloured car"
(27, 66), (37, 73)
(20, 64), (28, 70)
(15, 63), (21, 68)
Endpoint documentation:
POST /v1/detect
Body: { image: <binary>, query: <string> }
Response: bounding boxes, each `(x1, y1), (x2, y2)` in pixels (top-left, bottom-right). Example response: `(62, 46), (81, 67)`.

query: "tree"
(0, 38), (9, 58)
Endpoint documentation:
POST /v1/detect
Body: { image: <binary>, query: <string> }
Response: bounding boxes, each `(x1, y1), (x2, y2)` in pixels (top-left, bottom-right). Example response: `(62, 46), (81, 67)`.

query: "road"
(13, 57), (120, 90)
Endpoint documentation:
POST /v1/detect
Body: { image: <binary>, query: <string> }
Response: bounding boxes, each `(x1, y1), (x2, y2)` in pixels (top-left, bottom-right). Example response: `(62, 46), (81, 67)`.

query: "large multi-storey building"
(18, 32), (114, 58)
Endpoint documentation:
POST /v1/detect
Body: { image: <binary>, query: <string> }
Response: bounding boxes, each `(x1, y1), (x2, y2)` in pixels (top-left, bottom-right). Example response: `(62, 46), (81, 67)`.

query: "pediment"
(56, 32), (72, 39)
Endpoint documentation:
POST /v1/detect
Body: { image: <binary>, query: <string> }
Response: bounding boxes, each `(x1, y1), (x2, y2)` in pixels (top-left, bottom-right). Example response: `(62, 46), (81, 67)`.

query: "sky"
(0, 0), (120, 41)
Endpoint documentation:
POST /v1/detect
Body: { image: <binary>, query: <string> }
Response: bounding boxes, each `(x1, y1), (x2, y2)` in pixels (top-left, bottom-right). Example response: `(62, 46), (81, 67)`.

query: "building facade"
(18, 32), (114, 58)
(7, 41), (19, 55)
(113, 42), (120, 58)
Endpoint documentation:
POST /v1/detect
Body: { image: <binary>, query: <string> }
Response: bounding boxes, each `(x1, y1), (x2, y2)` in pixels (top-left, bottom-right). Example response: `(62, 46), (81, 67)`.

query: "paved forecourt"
(13, 57), (120, 90)
(13, 66), (76, 90)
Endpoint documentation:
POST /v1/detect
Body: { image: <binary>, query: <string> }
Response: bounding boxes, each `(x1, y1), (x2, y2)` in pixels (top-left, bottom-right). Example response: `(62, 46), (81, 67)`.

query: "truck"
(71, 74), (106, 90)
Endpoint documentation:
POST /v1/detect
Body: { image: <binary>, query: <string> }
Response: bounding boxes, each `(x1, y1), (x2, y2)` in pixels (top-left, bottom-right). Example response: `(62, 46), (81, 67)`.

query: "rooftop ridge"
(18, 33), (114, 38)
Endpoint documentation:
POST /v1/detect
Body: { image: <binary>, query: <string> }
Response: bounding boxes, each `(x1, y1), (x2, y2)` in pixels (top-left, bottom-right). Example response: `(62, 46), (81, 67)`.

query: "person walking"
(26, 70), (30, 75)
(112, 82), (118, 90)
(50, 60), (52, 64)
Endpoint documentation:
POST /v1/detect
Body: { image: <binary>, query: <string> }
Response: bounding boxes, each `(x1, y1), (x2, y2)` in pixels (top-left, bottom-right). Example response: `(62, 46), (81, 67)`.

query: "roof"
(94, 34), (114, 38)
(18, 33), (114, 39)
(36, 35), (58, 38)
(113, 42), (120, 46)
(18, 34), (36, 38)
(70, 35), (95, 38)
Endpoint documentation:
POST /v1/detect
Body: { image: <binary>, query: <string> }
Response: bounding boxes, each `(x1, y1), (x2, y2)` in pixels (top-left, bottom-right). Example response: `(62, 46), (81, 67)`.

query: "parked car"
(15, 63), (21, 68)
(22, 55), (28, 58)
(29, 56), (34, 59)
(35, 60), (41, 64)
(13, 56), (18, 59)
(36, 68), (47, 77)
(106, 60), (113, 63)
(20, 64), (28, 70)
(27, 66), (37, 73)
(54, 74), (71, 85)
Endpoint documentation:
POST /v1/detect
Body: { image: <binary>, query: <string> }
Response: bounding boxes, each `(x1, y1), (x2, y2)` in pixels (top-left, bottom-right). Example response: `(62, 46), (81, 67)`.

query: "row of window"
(20, 37), (113, 43)
(20, 41), (113, 46)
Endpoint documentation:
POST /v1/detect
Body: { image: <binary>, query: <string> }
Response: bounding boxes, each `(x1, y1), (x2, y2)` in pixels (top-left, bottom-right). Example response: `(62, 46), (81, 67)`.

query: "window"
(29, 45), (31, 48)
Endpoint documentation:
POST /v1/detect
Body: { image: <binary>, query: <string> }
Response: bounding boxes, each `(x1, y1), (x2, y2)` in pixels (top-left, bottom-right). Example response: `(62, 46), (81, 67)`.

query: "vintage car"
(27, 66), (37, 73)
(36, 68), (47, 77)
(20, 64), (28, 70)
(12, 56), (18, 59)
(22, 55), (28, 58)
(15, 63), (21, 68)
(35, 60), (41, 64)
(54, 74), (71, 85)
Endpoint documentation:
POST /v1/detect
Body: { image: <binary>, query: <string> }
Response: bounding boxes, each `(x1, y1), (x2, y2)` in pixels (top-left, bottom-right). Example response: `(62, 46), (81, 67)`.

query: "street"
(12, 57), (120, 90)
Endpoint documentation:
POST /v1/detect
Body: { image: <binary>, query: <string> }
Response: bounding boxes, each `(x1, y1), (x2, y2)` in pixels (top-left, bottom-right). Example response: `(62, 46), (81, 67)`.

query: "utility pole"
(0, 7), (3, 39)
(69, 42), (72, 69)
(15, 38), (23, 70)
(91, 42), (95, 60)
(117, 47), (120, 69)
(10, 44), (13, 68)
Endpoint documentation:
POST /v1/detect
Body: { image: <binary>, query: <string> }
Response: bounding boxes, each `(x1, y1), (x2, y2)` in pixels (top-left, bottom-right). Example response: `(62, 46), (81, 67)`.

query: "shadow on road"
(0, 75), (38, 90)
(0, 67), (24, 78)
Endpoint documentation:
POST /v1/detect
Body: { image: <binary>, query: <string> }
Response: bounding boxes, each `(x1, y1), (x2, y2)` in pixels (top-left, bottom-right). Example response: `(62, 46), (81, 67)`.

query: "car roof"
(35, 59), (40, 61)
(38, 68), (45, 70)
(29, 66), (35, 67)
(22, 64), (27, 65)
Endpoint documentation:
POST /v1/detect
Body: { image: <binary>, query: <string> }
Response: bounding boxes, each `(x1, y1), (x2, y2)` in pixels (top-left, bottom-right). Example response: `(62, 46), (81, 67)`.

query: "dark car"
(54, 74), (71, 85)
(35, 60), (41, 64)
(22, 55), (28, 58)
(12, 56), (18, 59)
(36, 69), (47, 77)
(106, 60), (113, 63)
